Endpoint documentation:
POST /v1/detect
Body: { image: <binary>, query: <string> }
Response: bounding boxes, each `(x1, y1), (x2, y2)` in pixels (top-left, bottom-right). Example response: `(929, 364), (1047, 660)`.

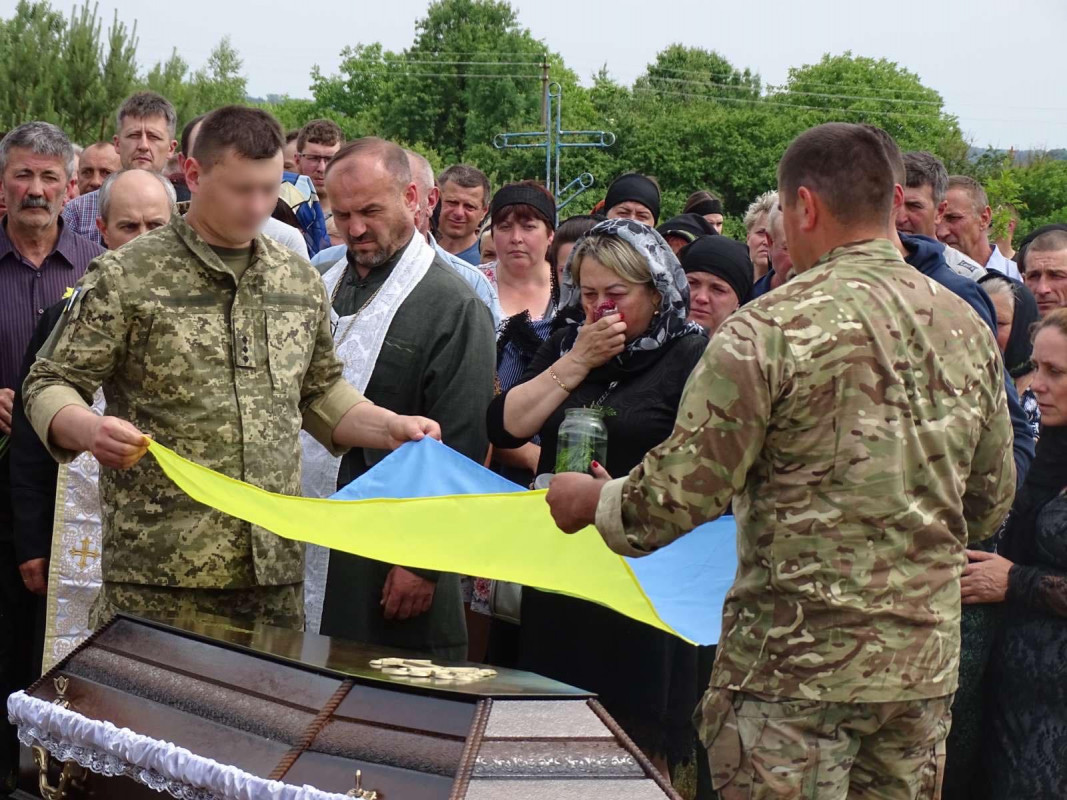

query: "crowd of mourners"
(0, 90), (1065, 800)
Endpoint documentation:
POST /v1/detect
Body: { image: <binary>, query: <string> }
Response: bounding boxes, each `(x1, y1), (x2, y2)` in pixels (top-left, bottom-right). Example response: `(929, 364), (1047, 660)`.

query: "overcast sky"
(8, 0), (1065, 150)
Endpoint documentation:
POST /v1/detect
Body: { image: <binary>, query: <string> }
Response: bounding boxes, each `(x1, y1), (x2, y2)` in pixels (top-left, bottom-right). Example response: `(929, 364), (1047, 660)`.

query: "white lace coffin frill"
(7, 690), (351, 800)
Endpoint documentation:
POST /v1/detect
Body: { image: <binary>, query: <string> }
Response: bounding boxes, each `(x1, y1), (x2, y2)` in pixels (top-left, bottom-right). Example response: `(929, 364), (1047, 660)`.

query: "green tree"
(98, 9), (139, 137)
(188, 37), (247, 112)
(143, 38), (248, 128)
(0, 1), (66, 130)
(1013, 158), (1067, 239)
(0, 2), (138, 142)
(637, 44), (761, 103)
(771, 52), (970, 170)
(56, 3), (106, 142)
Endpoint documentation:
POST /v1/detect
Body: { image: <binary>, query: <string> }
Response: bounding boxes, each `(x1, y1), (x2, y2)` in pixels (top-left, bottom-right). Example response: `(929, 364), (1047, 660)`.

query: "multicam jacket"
(24, 213), (367, 589)
(597, 239), (1016, 703)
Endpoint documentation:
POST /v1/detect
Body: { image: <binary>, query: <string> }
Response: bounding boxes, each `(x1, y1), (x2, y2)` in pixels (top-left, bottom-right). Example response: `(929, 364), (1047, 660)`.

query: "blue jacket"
(280, 172), (330, 257)
(902, 233), (1034, 489)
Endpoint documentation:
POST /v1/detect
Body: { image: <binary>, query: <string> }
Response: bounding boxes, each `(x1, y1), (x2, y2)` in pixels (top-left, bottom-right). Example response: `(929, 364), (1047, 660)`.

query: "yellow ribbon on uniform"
(145, 441), (686, 641)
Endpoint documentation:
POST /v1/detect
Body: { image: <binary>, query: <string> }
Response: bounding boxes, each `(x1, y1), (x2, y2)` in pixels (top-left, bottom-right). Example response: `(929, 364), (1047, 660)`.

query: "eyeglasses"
(298, 153), (333, 165)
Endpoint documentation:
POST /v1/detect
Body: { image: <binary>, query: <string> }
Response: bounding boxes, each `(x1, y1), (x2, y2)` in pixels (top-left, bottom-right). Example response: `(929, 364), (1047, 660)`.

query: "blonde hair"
(743, 190), (777, 233)
(569, 234), (652, 287)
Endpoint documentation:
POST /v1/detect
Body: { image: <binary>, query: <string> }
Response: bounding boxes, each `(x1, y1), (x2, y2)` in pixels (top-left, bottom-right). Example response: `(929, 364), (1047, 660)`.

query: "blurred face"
(578, 255), (659, 342)
(937, 188), (990, 259)
(96, 172), (172, 249)
(988, 291), (1014, 353)
(410, 175), (439, 237)
(439, 182), (487, 240)
(327, 155), (418, 269)
(897, 183), (943, 238)
(77, 143), (120, 195)
(687, 272), (739, 334)
(282, 139), (298, 172)
(493, 212), (553, 272)
(1030, 326), (1067, 426)
(480, 232), (496, 264)
(185, 148), (283, 246)
(553, 241), (576, 286)
(114, 114), (176, 172)
(0, 147), (73, 233)
(296, 140), (340, 193)
(704, 213), (724, 234)
(767, 213), (794, 278)
(1025, 249), (1067, 317)
(607, 201), (655, 226)
(746, 213), (769, 273)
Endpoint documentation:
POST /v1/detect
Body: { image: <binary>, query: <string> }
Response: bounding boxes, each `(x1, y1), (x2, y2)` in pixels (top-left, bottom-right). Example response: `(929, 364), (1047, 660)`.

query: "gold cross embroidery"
(69, 537), (100, 569)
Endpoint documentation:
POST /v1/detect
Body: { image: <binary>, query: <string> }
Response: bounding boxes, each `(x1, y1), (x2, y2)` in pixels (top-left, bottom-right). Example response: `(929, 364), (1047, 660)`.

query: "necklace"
(330, 262), (384, 340)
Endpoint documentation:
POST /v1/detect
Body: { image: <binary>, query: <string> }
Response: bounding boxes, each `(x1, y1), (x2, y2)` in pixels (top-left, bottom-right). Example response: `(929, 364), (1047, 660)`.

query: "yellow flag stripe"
(145, 441), (688, 642)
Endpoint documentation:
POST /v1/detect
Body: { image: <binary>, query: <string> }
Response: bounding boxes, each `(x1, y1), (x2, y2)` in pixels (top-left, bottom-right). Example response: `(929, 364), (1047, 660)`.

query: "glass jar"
(554, 408), (608, 475)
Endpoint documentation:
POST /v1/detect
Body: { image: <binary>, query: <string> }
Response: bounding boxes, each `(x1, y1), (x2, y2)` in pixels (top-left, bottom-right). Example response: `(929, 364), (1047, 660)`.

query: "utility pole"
(495, 83), (616, 219)
(540, 53), (550, 127)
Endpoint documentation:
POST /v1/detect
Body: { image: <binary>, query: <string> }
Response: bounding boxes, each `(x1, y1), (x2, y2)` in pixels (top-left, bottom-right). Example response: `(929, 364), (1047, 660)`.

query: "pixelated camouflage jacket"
(24, 213), (363, 589)
(598, 238), (1016, 703)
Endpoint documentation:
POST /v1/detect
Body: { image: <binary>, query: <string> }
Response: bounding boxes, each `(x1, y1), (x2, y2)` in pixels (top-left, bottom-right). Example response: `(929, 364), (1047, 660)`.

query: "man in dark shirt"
(314, 138), (496, 660)
(0, 121), (103, 790)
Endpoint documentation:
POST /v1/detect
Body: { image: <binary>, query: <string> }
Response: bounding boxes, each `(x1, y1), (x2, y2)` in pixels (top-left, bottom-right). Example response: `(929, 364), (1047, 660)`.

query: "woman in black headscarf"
(486, 218), (707, 780)
(980, 274), (1041, 439)
(963, 308), (1067, 799)
(678, 235), (753, 334)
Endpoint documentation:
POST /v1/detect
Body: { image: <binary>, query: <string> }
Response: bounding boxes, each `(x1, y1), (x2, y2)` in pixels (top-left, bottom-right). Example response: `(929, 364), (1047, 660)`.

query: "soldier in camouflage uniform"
(547, 123), (1016, 799)
(23, 107), (439, 632)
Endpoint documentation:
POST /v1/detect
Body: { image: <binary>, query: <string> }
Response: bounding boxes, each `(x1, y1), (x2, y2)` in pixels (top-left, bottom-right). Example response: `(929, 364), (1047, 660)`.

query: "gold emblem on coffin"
(346, 768), (380, 798)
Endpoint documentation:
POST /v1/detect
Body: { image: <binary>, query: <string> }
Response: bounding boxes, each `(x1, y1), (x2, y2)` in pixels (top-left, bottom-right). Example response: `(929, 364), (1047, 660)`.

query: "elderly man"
(0, 120), (104, 790)
(306, 137), (496, 659)
(75, 141), (121, 197)
(62, 92), (177, 245)
(23, 107), (438, 635)
(548, 123), (1014, 800)
(938, 175), (1021, 279)
(94, 169), (176, 248)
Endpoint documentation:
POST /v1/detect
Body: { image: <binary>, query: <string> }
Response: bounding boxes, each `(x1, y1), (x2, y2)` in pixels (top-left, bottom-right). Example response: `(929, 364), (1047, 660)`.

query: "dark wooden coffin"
(11, 613), (680, 799)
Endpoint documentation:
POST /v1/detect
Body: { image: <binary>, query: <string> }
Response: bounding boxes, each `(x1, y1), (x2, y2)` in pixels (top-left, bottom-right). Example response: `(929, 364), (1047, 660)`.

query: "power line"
(633, 86), (1067, 126)
(633, 86), (945, 119)
(645, 74), (944, 107)
(383, 59), (544, 68)
(343, 70), (543, 80)
(646, 64), (942, 99)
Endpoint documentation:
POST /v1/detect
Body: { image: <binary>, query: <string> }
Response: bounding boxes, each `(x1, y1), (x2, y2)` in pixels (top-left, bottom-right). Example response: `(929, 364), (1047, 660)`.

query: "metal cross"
(494, 82), (615, 218)
(69, 536), (100, 569)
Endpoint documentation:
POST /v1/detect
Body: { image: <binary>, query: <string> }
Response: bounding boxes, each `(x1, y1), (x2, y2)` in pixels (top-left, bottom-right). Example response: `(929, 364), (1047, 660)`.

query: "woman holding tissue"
(486, 218), (707, 781)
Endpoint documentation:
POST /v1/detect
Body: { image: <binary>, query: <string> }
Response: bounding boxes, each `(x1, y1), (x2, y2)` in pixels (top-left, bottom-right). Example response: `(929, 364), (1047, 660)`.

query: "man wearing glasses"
(295, 119), (344, 247)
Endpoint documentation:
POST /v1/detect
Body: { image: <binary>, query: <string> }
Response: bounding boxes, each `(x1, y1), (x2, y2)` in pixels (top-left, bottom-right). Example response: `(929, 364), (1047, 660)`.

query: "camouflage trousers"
(697, 688), (953, 800)
(88, 581), (305, 632)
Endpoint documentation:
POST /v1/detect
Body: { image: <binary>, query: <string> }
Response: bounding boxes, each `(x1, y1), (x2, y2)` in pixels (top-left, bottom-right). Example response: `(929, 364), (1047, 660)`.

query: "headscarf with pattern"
(556, 218), (704, 363)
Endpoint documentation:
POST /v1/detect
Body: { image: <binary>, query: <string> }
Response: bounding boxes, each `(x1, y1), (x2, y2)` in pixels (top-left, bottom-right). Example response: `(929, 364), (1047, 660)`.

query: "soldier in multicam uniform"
(547, 123), (1016, 799)
(23, 106), (440, 631)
